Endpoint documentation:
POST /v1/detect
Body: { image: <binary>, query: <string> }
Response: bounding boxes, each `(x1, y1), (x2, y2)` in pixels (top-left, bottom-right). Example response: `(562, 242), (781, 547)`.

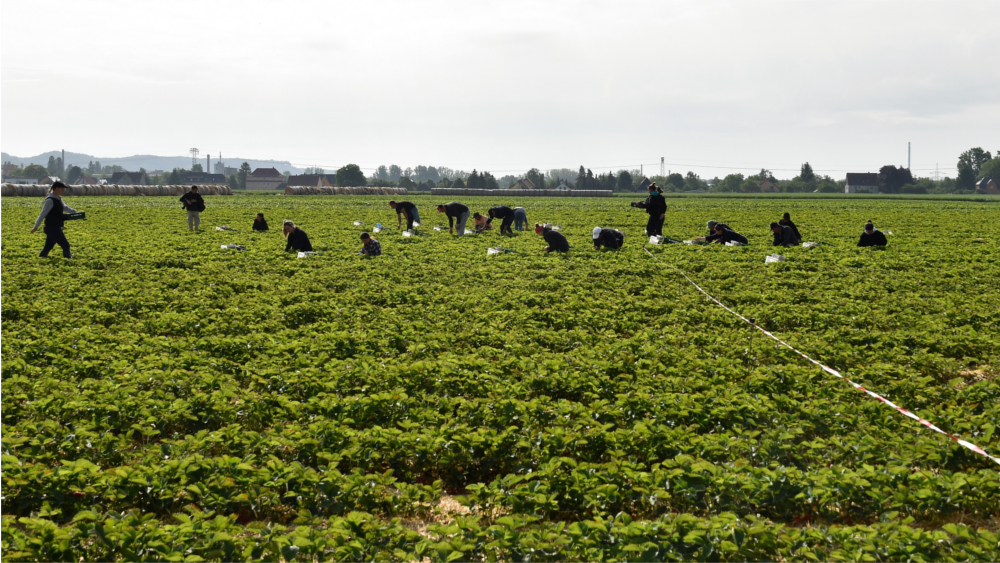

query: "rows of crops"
(2, 195), (999, 561)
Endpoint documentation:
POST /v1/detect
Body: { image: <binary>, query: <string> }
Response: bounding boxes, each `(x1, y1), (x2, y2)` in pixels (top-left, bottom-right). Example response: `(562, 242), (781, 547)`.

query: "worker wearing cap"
(694, 220), (718, 242)
(593, 227), (625, 250)
(31, 181), (79, 258)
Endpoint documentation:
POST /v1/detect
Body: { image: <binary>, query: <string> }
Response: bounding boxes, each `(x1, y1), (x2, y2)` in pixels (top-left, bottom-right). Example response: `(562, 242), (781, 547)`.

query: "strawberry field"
(2, 194), (999, 561)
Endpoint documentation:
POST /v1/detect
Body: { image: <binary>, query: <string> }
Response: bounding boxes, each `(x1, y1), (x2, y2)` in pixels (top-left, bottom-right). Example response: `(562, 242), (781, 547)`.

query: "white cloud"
(2, 0), (997, 178)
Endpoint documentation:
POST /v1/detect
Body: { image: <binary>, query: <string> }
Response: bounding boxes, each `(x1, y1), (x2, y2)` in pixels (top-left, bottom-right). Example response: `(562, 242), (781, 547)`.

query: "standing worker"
(593, 227), (625, 250)
(389, 200), (420, 230)
(283, 220), (313, 252)
(779, 212), (802, 243)
(857, 220), (888, 247)
(436, 202), (470, 234)
(180, 185), (205, 231)
(513, 206), (529, 231)
(644, 183), (666, 236)
(30, 181), (79, 259)
(535, 223), (570, 253)
(487, 205), (516, 235)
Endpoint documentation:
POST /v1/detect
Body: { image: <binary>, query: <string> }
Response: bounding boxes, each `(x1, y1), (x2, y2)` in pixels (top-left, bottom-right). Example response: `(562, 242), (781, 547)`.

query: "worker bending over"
(593, 227), (625, 250)
(389, 200), (420, 230)
(771, 222), (797, 247)
(709, 223), (748, 245)
(536, 223), (569, 252)
(487, 206), (516, 235)
(437, 202), (470, 234)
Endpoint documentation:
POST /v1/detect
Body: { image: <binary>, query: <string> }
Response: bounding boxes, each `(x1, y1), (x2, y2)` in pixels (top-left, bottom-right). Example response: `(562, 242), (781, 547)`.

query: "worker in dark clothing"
(710, 223), (748, 245)
(436, 202), (470, 234)
(535, 223), (569, 252)
(771, 222), (797, 247)
(644, 183), (666, 236)
(857, 221), (888, 247)
(180, 185), (206, 231)
(779, 212), (801, 242)
(389, 200), (420, 230)
(593, 227), (625, 250)
(487, 206), (516, 235)
(694, 220), (719, 242)
(253, 213), (269, 231)
(283, 220), (313, 252)
(31, 181), (79, 258)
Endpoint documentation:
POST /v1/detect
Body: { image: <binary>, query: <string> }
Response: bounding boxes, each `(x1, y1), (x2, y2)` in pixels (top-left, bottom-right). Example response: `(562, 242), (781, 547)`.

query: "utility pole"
(660, 157), (665, 177)
(907, 142), (911, 170)
(190, 148), (199, 170)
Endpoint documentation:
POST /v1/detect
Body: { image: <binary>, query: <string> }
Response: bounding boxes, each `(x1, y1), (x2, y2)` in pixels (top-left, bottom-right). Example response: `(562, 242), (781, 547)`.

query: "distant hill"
(1, 150), (305, 175)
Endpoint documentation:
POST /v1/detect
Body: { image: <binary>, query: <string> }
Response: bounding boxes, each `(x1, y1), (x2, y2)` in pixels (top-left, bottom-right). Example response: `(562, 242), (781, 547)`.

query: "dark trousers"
(40, 228), (71, 258)
(500, 217), (514, 234)
(646, 215), (664, 236)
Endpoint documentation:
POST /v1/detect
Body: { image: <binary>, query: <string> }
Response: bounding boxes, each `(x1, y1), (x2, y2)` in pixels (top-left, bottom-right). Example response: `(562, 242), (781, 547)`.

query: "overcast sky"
(2, 0), (998, 179)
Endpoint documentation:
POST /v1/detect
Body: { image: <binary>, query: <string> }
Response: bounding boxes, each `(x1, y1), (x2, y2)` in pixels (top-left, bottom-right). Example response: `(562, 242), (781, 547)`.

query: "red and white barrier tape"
(643, 247), (1000, 466)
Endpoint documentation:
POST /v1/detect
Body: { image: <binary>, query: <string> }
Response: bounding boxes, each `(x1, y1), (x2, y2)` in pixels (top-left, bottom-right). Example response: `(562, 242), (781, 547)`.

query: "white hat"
(592, 227), (602, 239)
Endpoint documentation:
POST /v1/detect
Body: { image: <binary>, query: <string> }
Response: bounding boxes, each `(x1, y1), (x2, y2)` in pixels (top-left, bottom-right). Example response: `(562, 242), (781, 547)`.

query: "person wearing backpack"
(180, 185), (206, 231)
(593, 227), (625, 250)
(31, 181), (79, 258)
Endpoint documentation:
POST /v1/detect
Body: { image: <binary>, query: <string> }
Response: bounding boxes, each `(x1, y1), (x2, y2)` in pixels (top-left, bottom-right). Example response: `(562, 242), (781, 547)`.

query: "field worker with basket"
(593, 227), (625, 250)
(771, 222), (798, 247)
(536, 223), (570, 253)
(389, 200), (420, 230)
(437, 202), (470, 234)
(283, 220), (313, 252)
(643, 183), (667, 236)
(31, 181), (80, 259)
(487, 205), (516, 235)
(360, 232), (382, 256)
(179, 185), (205, 231)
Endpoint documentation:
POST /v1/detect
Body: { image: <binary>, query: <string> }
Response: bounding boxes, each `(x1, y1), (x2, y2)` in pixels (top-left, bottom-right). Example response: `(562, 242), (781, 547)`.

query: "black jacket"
(395, 201), (417, 216)
(594, 228), (624, 249)
(180, 192), (205, 212)
(772, 225), (797, 247)
(441, 202), (469, 228)
(858, 230), (887, 247)
(705, 223), (731, 243)
(253, 218), (269, 231)
(715, 227), (748, 245)
(645, 193), (666, 215)
(543, 228), (570, 252)
(285, 227), (313, 252)
(487, 206), (514, 223)
(44, 195), (65, 232)
(779, 218), (801, 241)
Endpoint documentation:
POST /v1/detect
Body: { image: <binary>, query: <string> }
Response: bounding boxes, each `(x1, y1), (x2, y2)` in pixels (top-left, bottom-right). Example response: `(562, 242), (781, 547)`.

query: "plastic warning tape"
(643, 247), (1000, 466)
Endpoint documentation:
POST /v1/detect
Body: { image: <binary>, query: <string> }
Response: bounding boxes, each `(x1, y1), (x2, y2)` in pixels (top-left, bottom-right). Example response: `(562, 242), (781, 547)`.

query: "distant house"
(845, 173), (879, 194)
(636, 178), (652, 192)
(180, 172), (226, 184)
(39, 176), (62, 185)
(553, 180), (574, 191)
(286, 174), (332, 188)
(246, 167), (287, 190)
(109, 171), (149, 185)
(510, 178), (536, 190)
(976, 177), (999, 194)
(77, 176), (100, 185)
(759, 179), (779, 193)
